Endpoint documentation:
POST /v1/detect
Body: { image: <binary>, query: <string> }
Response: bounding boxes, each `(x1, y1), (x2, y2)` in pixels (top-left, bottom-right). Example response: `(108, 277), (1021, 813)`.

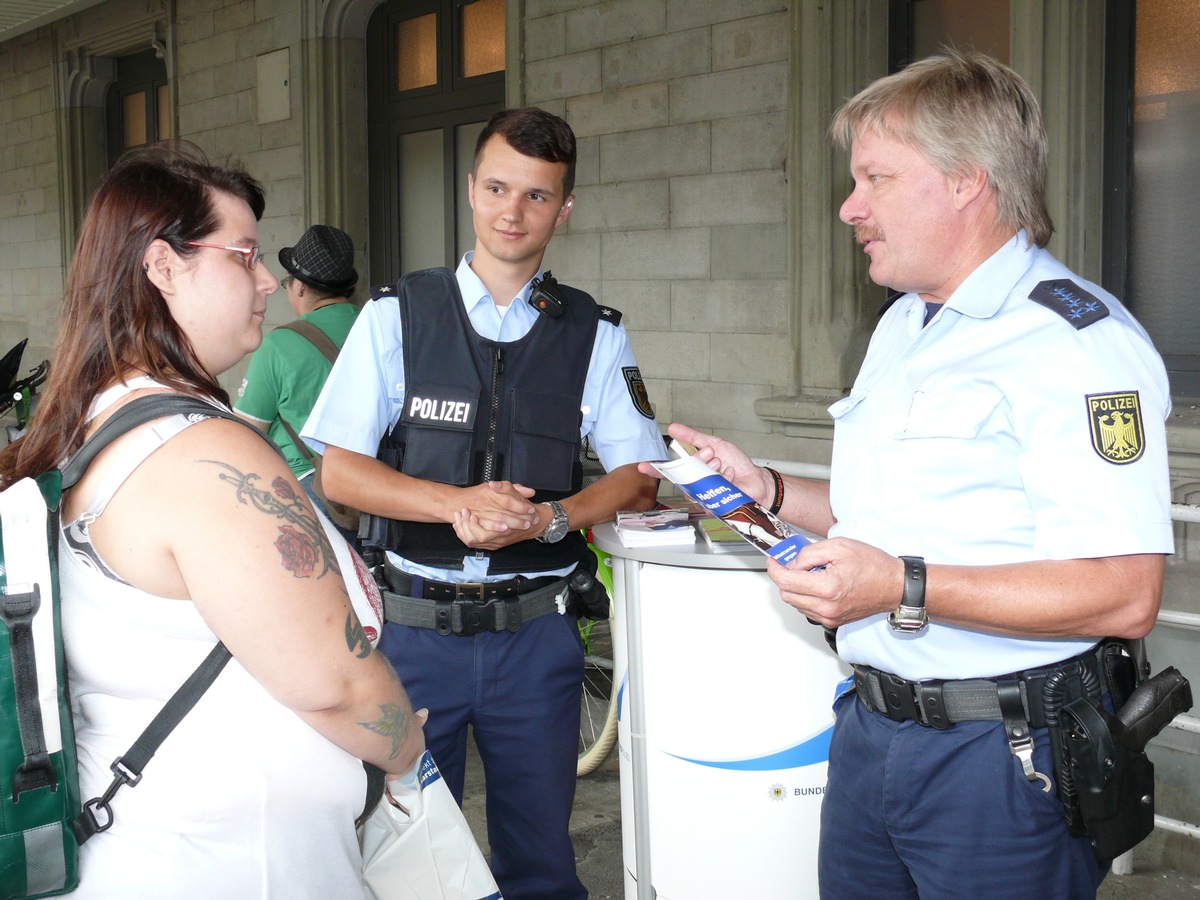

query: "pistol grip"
(1110, 667), (1193, 752)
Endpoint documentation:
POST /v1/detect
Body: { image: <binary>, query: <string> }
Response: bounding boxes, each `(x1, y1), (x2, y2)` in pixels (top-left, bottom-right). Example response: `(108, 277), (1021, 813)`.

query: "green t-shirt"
(234, 302), (359, 478)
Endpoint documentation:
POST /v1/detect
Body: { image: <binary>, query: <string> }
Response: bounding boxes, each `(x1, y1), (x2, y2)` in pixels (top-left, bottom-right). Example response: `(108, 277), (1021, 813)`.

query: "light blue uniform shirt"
(828, 233), (1173, 680)
(302, 254), (665, 582)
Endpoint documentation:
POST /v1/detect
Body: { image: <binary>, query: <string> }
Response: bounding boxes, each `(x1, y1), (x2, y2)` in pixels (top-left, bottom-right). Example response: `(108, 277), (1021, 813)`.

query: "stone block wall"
(0, 28), (63, 371)
(524, 0), (791, 442)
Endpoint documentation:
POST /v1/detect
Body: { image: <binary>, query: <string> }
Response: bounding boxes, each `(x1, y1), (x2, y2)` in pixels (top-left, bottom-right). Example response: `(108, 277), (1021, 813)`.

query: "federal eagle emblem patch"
(1086, 391), (1145, 465)
(622, 367), (655, 420)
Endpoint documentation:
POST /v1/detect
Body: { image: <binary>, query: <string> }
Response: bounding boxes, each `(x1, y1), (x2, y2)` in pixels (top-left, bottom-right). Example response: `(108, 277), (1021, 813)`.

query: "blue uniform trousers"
(819, 692), (1107, 899)
(378, 610), (587, 900)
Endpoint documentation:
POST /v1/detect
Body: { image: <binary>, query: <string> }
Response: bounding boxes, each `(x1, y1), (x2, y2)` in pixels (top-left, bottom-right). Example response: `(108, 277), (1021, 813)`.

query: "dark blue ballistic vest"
(379, 267), (598, 573)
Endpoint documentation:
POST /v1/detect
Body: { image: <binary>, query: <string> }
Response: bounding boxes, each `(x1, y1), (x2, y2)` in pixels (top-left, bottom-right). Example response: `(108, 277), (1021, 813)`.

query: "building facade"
(1, 0), (1197, 870)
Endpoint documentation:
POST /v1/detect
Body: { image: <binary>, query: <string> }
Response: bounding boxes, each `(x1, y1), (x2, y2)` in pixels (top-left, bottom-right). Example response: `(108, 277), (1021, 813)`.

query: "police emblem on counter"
(1086, 391), (1145, 464)
(623, 367), (655, 420)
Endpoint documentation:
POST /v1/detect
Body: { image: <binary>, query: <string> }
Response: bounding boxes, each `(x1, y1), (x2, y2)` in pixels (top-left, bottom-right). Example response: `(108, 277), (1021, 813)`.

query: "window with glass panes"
(367, 0), (506, 282)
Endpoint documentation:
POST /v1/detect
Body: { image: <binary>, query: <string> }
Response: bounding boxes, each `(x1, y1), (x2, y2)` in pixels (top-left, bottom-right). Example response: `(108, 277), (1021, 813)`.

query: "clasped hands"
(450, 480), (543, 551)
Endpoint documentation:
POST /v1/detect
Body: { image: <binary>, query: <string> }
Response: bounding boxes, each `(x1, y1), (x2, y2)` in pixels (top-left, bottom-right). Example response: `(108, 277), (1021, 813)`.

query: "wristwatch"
(887, 556), (929, 634)
(536, 500), (570, 544)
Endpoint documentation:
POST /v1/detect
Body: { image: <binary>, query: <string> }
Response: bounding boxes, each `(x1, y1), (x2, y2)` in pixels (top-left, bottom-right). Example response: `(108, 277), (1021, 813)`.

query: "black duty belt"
(381, 561), (568, 636)
(852, 644), (1102, 731)
(383, 560), (562, 601)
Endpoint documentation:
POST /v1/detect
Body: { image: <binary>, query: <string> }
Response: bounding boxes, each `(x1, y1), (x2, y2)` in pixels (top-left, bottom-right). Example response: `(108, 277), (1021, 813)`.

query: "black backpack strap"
(2, 580), (57, 800)
(71, 642), (232, 844)
(61, 394), (257, 489)
(61, 392), (278, 844)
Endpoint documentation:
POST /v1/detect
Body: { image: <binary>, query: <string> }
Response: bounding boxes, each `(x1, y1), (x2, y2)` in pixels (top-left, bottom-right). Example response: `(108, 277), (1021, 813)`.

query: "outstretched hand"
(638, 422), (775, 507)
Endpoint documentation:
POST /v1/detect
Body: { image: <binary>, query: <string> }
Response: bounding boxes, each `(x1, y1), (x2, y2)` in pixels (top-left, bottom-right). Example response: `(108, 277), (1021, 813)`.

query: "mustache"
(854, 225), (883, 245)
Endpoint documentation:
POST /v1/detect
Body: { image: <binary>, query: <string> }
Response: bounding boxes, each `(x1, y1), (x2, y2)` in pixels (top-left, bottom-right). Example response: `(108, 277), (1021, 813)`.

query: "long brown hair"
(0, 141), (265, 485)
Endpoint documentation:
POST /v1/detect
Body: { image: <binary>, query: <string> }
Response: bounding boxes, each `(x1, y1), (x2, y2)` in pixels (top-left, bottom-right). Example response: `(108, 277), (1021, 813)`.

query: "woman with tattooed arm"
(0, 142), (424, 898)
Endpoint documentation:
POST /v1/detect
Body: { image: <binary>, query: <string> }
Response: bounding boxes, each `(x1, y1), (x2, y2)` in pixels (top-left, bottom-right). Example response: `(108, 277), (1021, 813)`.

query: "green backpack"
(1, 395), (248, 898)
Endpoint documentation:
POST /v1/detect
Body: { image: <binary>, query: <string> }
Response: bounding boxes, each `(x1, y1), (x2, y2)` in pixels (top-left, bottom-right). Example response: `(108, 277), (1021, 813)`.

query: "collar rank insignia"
(1029, 279), (1109, 329)
(1086, 391), (1145, 465)
(370, 283), (396, 301)
(622, 366), (655, 420)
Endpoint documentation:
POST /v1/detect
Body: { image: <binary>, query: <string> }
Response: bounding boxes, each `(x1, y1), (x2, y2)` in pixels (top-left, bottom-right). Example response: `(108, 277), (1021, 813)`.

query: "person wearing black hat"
(235, 224), (361, 541)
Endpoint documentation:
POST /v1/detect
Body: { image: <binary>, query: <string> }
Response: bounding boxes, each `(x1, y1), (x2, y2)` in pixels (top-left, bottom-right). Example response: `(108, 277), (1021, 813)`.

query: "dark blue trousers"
(819, 693), (1107, 899)
(378, 611), (587, 900)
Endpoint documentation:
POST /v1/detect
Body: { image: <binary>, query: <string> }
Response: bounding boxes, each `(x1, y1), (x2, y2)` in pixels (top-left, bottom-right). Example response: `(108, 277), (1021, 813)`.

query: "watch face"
(539, 501), (568, 543)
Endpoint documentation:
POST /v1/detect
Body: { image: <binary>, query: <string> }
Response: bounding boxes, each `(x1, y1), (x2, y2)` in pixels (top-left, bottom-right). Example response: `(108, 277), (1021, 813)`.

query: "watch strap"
(887, 555), (928, 633)
(536, 499), (569, 543)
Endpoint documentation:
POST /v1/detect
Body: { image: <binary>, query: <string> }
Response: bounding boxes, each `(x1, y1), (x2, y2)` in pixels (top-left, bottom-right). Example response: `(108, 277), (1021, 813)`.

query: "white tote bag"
(359, 750), (503, 900)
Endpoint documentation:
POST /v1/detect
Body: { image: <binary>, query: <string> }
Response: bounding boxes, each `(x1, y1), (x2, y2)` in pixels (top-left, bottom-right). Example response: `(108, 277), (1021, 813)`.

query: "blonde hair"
(831, 49), (1053, 248)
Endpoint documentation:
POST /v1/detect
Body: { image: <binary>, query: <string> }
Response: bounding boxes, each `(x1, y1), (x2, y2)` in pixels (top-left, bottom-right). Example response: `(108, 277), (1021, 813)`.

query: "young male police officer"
(303, 107), (662, 900)
(652, 51), (1172, 898)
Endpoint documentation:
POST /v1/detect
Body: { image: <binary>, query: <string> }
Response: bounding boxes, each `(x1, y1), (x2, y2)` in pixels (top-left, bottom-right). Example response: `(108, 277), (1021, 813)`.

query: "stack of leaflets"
(614, 507), (696, 548)
(649, 440), (812, 564)
(696, 516), (758, 554)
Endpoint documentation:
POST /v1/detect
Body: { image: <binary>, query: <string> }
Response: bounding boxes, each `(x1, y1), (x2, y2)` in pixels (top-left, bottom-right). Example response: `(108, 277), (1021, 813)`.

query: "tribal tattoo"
(205, 462), (344, 584)
(358, 703), (412, 760)
(345, 612), (373, 659)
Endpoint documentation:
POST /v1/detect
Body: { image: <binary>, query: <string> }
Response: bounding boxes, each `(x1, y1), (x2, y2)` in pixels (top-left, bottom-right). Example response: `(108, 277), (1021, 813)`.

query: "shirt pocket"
(900, 390), (1004, 440)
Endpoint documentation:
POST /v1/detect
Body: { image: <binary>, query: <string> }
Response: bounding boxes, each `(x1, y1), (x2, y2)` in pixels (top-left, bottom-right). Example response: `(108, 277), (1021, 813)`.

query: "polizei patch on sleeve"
(622, 367), (655, 420)
(1028, 279), (1109, 329)
(1086, 391), (1145, 464)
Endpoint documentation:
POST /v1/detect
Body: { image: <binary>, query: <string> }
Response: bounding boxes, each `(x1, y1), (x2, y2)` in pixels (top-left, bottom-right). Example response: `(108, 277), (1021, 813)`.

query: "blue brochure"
(649, 453), (811, 565)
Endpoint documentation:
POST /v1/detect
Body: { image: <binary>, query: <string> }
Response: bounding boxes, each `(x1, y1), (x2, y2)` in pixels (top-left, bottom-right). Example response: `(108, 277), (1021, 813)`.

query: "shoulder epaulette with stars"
(1028, 279), (1109, 329)
(369, 283), (397, 301)
(597, 305), (623, 327)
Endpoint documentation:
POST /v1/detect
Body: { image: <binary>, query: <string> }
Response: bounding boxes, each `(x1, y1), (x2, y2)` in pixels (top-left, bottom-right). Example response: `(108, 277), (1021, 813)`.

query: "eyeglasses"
(184, 241), (264, 270)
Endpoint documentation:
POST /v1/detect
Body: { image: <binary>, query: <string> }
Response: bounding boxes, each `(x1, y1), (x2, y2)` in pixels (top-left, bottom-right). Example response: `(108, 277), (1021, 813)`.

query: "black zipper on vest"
(476, 346), (505, 560)
(480, 346), (505, 482)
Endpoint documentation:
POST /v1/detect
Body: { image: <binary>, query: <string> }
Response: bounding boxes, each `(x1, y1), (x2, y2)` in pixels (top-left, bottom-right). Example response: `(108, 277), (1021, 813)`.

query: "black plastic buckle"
(879, 672), (921, 724)
(448, 598), (523, 636)
(0, 582), (41, 627)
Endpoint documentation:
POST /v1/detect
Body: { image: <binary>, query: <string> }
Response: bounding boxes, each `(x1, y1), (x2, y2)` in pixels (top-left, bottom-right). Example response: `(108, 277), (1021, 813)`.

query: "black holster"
(567, 547), (610, 620)
(1043, 639), (1193, 861)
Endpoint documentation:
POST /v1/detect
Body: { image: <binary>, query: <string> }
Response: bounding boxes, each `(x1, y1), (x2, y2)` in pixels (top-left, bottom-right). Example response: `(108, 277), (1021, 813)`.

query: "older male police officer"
(302, 108), (662, 899)
(656, 51), (1172, 898)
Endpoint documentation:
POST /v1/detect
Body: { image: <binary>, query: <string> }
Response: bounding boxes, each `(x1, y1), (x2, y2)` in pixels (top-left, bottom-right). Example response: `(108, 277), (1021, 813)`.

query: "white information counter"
(592, 522), (851, 900)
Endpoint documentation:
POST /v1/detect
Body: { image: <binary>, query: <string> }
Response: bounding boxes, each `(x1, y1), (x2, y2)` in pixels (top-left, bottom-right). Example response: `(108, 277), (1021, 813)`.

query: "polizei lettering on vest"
(408, 396), (473, 423)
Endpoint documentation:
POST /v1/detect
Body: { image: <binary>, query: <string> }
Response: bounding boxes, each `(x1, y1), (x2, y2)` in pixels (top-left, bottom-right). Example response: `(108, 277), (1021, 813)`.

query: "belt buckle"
(454, 582), (485, 600)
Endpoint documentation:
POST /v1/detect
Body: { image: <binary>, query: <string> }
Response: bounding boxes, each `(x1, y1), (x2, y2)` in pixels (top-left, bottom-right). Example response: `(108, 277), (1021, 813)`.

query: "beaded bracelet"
(764, 467), (786, 515)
